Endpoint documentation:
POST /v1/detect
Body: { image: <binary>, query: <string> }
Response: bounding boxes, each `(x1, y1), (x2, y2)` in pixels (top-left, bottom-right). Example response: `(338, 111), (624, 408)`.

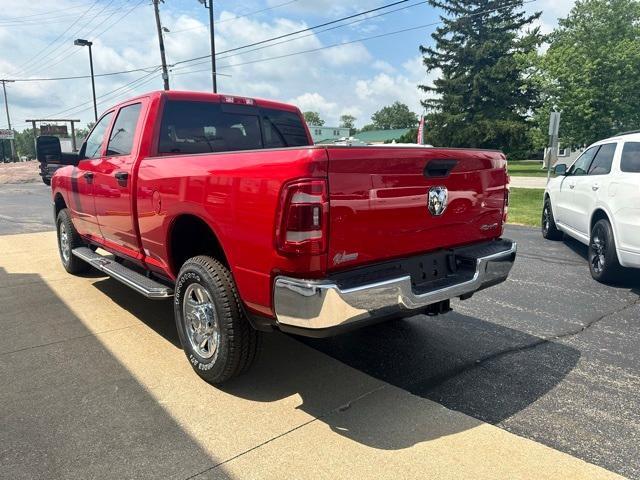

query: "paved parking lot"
(1, 183), (638, 479)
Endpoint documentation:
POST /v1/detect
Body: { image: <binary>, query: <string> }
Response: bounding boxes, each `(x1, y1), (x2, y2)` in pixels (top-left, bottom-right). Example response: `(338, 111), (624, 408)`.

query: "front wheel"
(174, 256), (259, 385)
(589, 219), (622, 283)
(56, 208), (88, 274)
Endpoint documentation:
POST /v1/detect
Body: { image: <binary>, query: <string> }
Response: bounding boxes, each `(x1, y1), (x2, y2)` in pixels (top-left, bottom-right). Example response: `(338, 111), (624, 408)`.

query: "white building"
(309, 126), (351, 144)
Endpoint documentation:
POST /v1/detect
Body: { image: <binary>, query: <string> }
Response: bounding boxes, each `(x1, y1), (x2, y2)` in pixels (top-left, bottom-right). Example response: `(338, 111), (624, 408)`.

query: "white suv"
(542, 132), (640, 282)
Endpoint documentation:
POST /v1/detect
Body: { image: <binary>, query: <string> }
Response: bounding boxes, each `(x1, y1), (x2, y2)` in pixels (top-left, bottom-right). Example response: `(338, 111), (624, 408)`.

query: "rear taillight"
(276, 179), (328, 255)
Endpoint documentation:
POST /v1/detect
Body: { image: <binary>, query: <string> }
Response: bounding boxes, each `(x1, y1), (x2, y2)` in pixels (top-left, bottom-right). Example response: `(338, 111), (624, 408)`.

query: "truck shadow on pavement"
(0, 267), (224, 480)
(92, 274), (582, 450)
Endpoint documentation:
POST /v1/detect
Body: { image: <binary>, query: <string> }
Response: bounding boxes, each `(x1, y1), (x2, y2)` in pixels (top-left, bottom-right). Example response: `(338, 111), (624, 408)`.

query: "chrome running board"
(72, 247), (173, 299)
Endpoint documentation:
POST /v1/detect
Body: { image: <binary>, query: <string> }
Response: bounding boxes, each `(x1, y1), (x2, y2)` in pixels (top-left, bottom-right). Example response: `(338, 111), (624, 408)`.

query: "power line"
(9, 0), (102, 76)
(0, 3), (100, 21)
(5, 0), (418, 82)
(173, 0), (536, 76)
(170, 0), (429, 73)
(10, 69), (162, 129)
(4, 0), (535, 87)
(166, 0), (300, 35)
(16, 0), (124, 77)
(24, 0), (147, 77)
(0, 4), (139, 26)
(173, 0), (416, 67)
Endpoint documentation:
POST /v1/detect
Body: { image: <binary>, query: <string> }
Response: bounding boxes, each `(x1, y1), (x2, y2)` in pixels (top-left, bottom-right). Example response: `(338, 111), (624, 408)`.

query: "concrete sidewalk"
(510, 176), (548, 189)
(0, 231), (622, 480)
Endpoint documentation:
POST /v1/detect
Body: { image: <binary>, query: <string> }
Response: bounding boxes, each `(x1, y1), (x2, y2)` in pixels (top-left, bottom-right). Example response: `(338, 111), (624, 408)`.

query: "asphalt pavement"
(0, 182), (53, 235)
(0, 182), (638, 479)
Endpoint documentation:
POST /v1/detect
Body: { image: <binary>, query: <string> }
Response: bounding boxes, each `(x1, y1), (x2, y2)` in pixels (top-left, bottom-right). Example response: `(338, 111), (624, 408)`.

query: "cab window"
(158, 101), (262, 155)
(569, 146), (598, 176)
(84, 112), (114, 159)
(588, 143), (616, 175)
(106, 103), (142, 156)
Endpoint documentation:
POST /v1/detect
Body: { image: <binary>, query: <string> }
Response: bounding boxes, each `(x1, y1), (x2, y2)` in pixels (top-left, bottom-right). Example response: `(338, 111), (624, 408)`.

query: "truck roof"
(110, 90), (300, 113)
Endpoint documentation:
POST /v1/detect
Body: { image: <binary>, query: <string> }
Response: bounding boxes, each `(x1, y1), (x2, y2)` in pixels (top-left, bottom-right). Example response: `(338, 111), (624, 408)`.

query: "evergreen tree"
(420, 0), (543, 156)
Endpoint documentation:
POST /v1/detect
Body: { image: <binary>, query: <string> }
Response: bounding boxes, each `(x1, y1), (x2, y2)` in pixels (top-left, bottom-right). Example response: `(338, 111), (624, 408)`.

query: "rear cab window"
(621, 142), (640, 173)
(157, 100), (310, 155)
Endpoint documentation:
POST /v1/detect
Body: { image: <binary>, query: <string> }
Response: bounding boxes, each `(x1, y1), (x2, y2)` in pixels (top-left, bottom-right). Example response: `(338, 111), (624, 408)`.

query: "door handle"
(569, 183), (575, 189)
(83, 172), (94, 182)
(592, 183), (600, 191)
(114, 171), (129, 186)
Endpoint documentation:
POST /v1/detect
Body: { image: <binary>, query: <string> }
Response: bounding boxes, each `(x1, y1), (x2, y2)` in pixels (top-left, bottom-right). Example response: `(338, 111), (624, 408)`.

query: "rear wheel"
(589, 219), (622, 283)
(541, 197), (563, 240)
(174, 255), (259, 385)
(56, 208), (88, 274)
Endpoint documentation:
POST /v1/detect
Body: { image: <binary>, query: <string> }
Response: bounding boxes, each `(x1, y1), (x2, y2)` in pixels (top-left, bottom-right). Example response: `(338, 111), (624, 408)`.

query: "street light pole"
(199, 0), (217, 93)
(0, 79), (16, 161)
(74, 39), (97, 122)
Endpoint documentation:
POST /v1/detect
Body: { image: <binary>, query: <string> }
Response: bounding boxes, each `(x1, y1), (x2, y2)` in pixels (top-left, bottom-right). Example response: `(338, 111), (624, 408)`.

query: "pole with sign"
(547, 111), (561, 184)
(1, 80), (16, 161)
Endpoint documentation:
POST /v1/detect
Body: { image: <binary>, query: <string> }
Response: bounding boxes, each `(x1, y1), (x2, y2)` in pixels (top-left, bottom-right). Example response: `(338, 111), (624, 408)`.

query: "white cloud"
(0, 0), (575, 131)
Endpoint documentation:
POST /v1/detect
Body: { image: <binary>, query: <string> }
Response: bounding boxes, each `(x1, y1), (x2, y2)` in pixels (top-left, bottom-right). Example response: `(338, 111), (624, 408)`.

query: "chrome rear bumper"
(273, 240), (516, 334)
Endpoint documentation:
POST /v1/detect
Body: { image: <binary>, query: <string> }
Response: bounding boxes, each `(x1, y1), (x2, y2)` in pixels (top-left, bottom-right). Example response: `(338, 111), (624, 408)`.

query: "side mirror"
(36, 136), (61, 163)
(554, 164), (567, 176)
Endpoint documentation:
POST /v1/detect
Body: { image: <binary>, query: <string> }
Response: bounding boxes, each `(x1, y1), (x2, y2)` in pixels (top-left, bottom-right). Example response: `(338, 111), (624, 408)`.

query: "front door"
(93, 102), (144, 257)
(68, 112), (114, 240)
(556, 146), (598, 228)
(566, 143), (617, 236)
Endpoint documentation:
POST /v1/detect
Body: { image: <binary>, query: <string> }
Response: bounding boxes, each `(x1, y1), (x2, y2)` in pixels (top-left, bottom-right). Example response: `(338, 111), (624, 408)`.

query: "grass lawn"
(508, 162), (551, 178)
(508, 188), (544, 227)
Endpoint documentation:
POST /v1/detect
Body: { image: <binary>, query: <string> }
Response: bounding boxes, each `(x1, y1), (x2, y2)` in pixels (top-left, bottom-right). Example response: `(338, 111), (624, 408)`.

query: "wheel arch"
(53, 191), (67, 219)
(167, 214), (229, 277)
(590, 207), (620, 250)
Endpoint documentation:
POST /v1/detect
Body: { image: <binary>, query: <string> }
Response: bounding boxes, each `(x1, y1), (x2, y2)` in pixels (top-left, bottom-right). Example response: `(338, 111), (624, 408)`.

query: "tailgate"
(326, 146), (508, 271)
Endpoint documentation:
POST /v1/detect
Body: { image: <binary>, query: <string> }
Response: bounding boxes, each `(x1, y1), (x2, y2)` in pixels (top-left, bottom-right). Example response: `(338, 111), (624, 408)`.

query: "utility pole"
(1, 80), (17, 161)
(153, 0), (170, 90)
(74, 39), (97, 121)
(198, 0), (217, 93)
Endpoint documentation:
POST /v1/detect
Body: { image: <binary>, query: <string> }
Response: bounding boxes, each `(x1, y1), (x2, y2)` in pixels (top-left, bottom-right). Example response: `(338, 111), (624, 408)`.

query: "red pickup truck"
(48, 90), (516, 384)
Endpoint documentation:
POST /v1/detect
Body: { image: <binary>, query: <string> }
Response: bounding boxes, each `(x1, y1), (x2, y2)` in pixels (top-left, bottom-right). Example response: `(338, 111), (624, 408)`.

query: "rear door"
(93, 101), (144, 257)
(325, 146), (508, 271)
(70, 111), (114, 240)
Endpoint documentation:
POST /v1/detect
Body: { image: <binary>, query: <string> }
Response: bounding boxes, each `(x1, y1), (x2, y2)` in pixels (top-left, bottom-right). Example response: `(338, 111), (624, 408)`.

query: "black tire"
(174, 255), (259, 385)
(56, 208), (89, 274)
(42, 177), (51, 186)
(589, 219), (623, 283)
(541, 197), (563, 240)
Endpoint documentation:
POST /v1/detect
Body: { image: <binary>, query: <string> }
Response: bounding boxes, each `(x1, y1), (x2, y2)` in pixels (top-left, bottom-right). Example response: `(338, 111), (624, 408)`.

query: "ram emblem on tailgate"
(428, 186), (448, 216)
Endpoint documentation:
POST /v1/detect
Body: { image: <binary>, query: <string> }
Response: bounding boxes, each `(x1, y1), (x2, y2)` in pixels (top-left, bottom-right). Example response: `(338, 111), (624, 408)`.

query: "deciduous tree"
(536, 0), (640, 147)
(303, 111), (324, 126)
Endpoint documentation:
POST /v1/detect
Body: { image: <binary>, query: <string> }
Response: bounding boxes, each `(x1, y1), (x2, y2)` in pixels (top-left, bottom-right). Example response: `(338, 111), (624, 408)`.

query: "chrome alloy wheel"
(183, 283), (220, 359)
(591, 225), (607, 275)
(59, 222), (70, 263)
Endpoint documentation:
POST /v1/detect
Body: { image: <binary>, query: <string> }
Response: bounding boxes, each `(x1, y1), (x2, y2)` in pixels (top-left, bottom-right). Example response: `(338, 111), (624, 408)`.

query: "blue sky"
(0, 0), (575, 130)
